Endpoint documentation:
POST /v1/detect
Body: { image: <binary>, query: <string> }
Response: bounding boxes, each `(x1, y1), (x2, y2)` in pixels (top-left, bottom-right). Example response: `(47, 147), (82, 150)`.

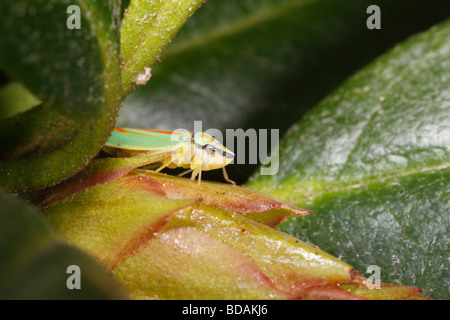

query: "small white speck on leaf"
(134, 67), (152, 85)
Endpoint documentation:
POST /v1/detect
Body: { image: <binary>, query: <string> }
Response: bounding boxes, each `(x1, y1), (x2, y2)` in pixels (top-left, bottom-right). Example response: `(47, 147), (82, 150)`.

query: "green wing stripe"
(105, 128), (189, 150)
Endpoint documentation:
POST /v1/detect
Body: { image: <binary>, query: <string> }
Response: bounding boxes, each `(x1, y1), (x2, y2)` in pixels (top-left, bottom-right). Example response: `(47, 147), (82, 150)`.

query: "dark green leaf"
(118, 0), (450, 133)
(0, 191), (127, 299)
(248, 20), (450, 299)
(0, 0), (120, 120)
(0, 0), (122, 192)
(118, 0), (450, 184)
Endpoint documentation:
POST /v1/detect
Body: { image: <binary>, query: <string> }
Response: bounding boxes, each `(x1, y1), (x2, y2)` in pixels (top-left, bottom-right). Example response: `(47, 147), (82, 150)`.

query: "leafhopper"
(103, 128), (235, 185)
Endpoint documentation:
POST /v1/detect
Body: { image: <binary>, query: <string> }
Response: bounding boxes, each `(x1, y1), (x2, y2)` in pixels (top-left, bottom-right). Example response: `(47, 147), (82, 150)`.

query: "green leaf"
(118, 0), (450, 134)
(120, 0), (205, 95)
(31, 157), (311, 228)
(0, 0), (120, 120)
(248, 20), (450, 299)
(38, 167), (427, 299)
(0, 0), (205, 192)
(0, 82), (40, 120)
(0, 0), (122, 192)
(0, 191), (127, 299)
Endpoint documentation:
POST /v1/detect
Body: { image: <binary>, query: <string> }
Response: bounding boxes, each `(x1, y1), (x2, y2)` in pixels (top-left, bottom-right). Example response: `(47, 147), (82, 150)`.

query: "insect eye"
(205, 144), (216, 153)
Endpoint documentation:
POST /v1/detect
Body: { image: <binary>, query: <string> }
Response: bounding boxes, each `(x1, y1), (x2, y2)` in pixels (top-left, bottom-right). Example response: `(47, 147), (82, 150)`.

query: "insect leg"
(197, 167), (202, 187)
(191, 169), (199, 181)
(190, 168), (203, 197)
(190, 167), (202, 183)
(154, 157), (174, 173)
(222, 167), (236, 185)
(178, 168), (193, 177)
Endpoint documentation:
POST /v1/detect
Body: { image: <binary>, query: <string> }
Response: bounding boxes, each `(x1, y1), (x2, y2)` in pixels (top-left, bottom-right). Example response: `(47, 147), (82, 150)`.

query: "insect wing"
(105, 128), (189, 151)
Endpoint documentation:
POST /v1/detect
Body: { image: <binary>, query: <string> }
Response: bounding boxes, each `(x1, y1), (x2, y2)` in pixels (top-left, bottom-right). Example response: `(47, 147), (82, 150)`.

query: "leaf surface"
(0, 191), (127, 299)
(248, 20), (450, 299)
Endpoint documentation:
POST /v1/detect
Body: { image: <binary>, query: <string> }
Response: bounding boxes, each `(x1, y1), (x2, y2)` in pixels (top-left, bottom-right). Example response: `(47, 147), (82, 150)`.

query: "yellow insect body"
(104, 128), (235, 185)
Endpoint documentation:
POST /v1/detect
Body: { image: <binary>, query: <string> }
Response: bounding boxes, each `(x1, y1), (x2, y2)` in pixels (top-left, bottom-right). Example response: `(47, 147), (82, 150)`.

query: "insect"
(103, 128), (236, 185)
